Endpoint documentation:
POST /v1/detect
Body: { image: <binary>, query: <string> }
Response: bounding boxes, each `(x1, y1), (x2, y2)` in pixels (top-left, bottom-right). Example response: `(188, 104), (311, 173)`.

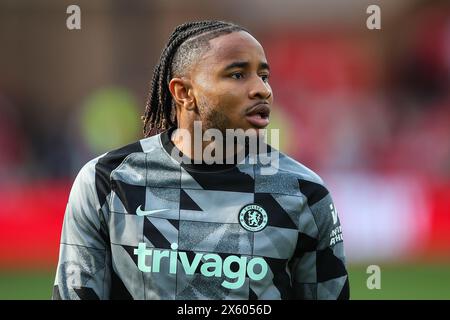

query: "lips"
(245, 103), (271, 128)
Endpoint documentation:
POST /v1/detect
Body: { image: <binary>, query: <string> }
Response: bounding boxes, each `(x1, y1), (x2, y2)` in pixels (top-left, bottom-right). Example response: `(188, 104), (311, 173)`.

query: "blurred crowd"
(266, 5), (450, 183)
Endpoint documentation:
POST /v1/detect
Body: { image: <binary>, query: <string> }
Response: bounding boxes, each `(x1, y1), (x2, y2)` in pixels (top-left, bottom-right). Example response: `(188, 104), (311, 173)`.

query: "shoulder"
(277, 151), (324, 184)
(271, 150), (331, 206)
(76, 139), (145, 185)
(276, 152), (342, 248)
(75, 139), (147, 207)
(95, 140), (145, 171)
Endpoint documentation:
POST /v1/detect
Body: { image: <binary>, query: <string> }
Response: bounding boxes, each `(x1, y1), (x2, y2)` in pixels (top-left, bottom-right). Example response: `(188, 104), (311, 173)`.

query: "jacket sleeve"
(52, 158), (111, 300)
(290, 181), (350, 300)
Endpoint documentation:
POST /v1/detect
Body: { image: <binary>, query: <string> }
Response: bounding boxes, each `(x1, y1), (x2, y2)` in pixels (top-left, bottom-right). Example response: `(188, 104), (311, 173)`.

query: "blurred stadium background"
(0, 0), (449, 299)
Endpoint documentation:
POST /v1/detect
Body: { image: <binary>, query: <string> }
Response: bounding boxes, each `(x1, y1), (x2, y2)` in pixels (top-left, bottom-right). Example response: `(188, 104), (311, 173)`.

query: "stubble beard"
(196, 97), (247, 162)
(196, 96), (232, 135)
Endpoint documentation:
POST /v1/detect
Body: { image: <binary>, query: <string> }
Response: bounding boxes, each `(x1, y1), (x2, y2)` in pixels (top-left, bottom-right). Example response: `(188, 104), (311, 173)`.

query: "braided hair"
(142, 20), (248, 137)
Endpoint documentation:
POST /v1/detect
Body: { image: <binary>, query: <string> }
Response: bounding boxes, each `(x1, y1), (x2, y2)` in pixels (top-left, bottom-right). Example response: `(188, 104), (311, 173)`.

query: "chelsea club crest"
(238, 204), (268, 232)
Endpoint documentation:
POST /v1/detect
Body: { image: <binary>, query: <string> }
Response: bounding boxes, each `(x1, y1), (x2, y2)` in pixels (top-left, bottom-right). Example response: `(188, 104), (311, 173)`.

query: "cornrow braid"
(142, 20), (247, 137)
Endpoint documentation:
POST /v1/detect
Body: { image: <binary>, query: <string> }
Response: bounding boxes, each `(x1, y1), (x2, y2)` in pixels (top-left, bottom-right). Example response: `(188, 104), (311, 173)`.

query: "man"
(52, 20), (349, 300)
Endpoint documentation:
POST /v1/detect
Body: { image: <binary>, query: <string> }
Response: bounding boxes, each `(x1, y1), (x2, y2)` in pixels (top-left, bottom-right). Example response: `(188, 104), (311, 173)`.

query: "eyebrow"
(223, 61), (270, 71)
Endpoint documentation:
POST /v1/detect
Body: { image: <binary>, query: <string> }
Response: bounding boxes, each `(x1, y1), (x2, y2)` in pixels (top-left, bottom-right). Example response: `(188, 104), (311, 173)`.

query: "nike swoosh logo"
(136, 205), (170, 216)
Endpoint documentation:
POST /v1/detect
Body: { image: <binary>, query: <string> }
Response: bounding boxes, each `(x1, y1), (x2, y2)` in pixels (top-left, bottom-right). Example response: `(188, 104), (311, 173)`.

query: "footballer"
(52, 20), (349, 300)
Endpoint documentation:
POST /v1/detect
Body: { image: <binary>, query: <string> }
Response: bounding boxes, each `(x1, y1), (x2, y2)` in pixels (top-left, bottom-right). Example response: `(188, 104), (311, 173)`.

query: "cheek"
(216, 91), (242, 109)
(200, 86), (243, 115)
(215, 92), (247, 125)
(193, 75), (246, 120)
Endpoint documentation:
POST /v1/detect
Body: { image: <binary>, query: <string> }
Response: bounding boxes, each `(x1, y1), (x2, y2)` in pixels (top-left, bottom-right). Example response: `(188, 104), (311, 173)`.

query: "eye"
(231, 72), (244, 80)
(260, 74), (270, 82)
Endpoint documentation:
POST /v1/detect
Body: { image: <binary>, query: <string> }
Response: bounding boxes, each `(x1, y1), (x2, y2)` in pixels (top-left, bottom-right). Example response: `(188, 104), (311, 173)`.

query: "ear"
(169, 77), (196, 111)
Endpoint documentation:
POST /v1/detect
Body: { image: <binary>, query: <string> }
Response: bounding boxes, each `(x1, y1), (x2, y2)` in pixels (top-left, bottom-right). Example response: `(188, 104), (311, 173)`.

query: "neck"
(171, 125), (247, 165)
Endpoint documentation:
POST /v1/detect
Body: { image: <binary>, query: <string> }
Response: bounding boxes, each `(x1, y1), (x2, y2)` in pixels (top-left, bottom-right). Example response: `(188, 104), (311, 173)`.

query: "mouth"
(245, 103), (271, 128)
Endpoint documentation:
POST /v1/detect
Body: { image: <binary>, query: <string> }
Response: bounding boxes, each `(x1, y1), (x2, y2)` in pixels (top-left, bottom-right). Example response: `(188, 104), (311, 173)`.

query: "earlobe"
(185, 91), (197, 111)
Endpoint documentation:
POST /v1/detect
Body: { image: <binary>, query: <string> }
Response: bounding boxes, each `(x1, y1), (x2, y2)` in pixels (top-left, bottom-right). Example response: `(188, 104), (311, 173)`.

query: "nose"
(248, 75), (272, 100)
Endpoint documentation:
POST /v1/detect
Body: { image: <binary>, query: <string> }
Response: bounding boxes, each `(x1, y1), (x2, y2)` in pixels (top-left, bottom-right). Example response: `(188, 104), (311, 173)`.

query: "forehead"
(200, 31), (267, 68)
